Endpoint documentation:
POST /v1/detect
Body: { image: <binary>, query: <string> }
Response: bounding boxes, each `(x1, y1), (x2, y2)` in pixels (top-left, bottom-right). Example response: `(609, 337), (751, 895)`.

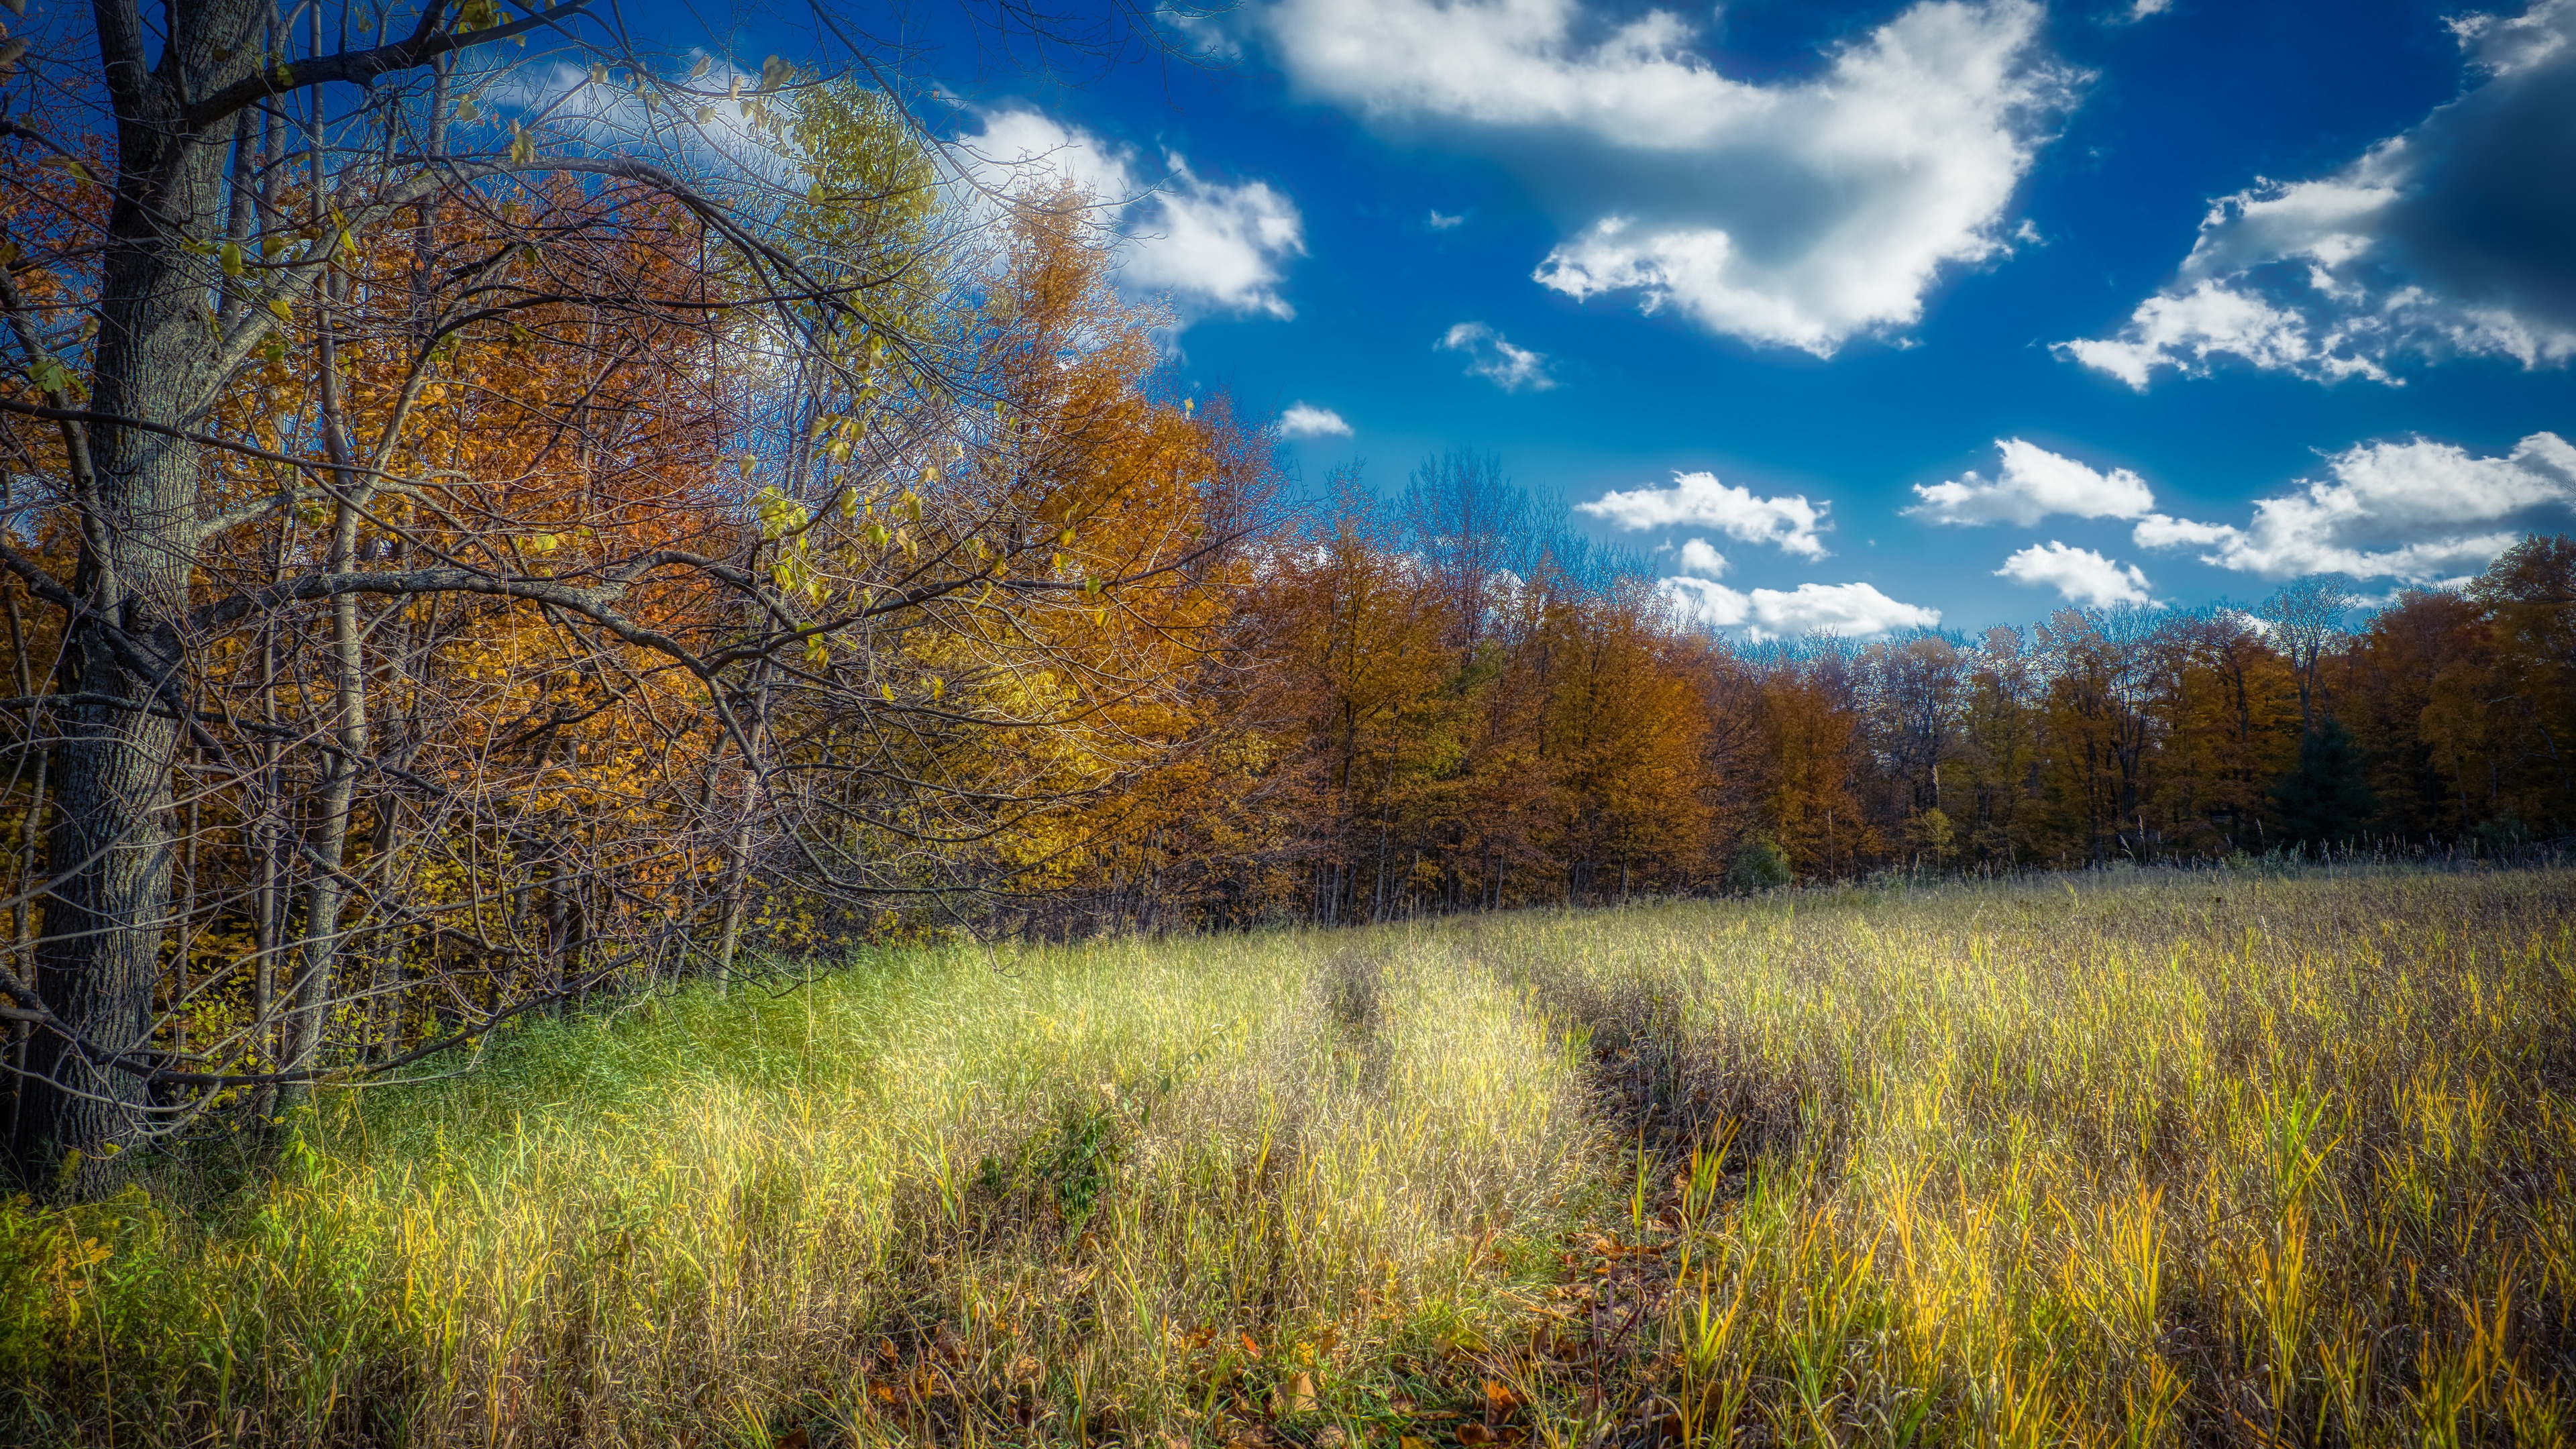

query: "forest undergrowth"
(3, 863), (2572, 1448)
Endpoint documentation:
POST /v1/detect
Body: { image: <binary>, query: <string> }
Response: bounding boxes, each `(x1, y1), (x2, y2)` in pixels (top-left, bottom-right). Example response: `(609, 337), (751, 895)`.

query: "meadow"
(3, 863), (2571, 1448)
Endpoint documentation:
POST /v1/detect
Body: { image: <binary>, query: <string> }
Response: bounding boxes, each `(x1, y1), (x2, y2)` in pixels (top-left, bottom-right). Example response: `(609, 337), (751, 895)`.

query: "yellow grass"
(4, 864), (2571, 1448)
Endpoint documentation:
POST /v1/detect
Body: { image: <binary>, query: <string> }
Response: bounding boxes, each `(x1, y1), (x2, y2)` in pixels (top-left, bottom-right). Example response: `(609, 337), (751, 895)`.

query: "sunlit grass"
(3, 864), (2571, 1447)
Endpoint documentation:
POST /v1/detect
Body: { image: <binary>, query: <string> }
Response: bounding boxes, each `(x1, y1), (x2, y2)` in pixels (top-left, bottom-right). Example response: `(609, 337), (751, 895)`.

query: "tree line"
(1179, 481), (2571, 932)
(1, 0), (2568, 1197)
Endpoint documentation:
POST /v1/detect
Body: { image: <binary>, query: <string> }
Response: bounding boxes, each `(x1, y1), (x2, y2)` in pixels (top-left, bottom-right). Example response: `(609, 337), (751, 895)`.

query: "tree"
(2466, 533), (2575, 835)
(2338, 588), (2486, 839)
(2272, 718), (2375, 851)
(2259, 576), (2353, 735)
(1399, 450), (1530, 656)
(2145, 609), (2298, 856)
(1, 1), (1266, 1196)
(1729, 835), (1791, 891)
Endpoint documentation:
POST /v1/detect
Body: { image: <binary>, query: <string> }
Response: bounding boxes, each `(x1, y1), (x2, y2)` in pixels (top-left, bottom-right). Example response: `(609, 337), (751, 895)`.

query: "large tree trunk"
(7, 0), (258, 1196)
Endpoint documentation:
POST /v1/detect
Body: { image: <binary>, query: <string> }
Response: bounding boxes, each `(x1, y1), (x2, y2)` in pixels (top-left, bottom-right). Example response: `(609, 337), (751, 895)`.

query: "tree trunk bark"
(9, 0), (262, 1196)
(278, 255), (370, 1112)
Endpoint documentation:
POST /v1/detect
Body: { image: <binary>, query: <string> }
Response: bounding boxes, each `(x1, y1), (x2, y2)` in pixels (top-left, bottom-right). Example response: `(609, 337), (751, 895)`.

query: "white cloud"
(1907, 439), (2157, 526)
(1438, 322), (1556, 391)
(1258, 0), (2079, 354)
(1576, 472), (1829, 558)
(1278, 402), (1354, 438)
(1995, 541), (2157, 606)
(960, 109), (1305, 321)
(2130, 431), (2576, 580)
(2061, 0), (2576, 386)
(1674, 537), (1729, 577)
(1661, 577), (1941, 640)
(496, 57), (792, 183)
(1161, 9), (1246, 59)
(2123, 0), (2174, 19)
(1428, 209), (1467, 229)
(2129, 513), (2237, 549)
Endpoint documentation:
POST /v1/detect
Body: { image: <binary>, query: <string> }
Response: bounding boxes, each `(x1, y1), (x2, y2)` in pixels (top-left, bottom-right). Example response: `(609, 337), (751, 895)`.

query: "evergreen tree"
(2273, 719), (2377, 850)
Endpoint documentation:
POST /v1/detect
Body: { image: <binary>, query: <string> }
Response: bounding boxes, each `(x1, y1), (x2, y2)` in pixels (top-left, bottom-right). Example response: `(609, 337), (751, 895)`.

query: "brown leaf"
(1459, 1426), (1496, 1446)
(1313, 1428), (1349, 1449)
(1008, 1354), (1043, 1385)
(1238, 1330), (1265, 1360)
(777, 1430), (810, 1449)
(1401, 1438), (1435, 1449)
(1279, 1371), (1318, 1416)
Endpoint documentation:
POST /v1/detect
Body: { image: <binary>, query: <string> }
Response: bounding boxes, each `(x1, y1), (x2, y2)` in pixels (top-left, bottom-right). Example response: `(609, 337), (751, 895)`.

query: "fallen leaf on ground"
(1279, 1372), (1317, 1415)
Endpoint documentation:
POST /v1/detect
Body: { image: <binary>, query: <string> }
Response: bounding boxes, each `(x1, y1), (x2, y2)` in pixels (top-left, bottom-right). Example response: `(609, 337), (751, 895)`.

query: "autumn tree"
(0, 0), (1269, 1196)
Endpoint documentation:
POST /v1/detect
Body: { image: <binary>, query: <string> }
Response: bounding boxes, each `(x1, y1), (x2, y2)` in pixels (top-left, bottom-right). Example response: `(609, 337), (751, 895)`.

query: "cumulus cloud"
(2130, 431), (2575, 580)
(1438, 322), (1557, 390)
(1256, 0), (2079, 354)
(1660, 577), (1941, 640)
(1576, 472), (1829, 558)
(1907, 439), (2157, 526)
(1277, 402), (1354, 438)
(2061, 0), (2576, 386)
(494, 56), (799, 184)
(960, 109), (1305, 320)
(1995, 541), (2157, 606)
(1672, 537), (1729, 577)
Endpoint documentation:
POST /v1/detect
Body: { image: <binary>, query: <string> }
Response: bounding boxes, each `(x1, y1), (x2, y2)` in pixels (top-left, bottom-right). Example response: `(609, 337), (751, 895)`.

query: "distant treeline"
(1075, 493), (2573, 932)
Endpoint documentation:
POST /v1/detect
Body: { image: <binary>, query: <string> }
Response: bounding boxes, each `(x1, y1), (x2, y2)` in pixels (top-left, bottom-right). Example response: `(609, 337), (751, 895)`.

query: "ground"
(3, 863), (2572, 1447)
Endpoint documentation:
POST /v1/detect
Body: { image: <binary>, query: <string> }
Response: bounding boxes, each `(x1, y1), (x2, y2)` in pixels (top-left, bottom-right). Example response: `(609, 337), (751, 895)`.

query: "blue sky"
(770, 0), (2572, 637)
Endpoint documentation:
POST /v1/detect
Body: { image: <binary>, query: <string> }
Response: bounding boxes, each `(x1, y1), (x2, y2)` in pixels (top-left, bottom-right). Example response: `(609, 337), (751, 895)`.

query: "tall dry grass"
(2, 864), (2571, 1448)
(1474, 865), (2576, 1448)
